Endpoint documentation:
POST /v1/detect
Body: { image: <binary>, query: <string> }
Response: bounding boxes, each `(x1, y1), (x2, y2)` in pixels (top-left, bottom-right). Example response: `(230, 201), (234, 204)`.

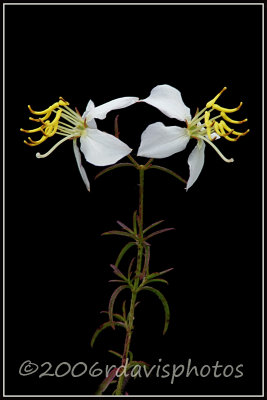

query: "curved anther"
(231, 129), (250, 136)
(212, 102), (243, 113)
(220, 111), (248, 124)
(206, 87), (227, 108)
(20, 126), (43, 134)
(24, 135), (48, 146)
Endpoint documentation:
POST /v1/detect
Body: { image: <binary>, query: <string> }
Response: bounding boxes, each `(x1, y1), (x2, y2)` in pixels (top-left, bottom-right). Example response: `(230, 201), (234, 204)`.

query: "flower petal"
(186, 140), (206, 190)
(88, 97), (139, 121)
(73, 139), (90, 191)
(137, 122), (189, 158)
(141, 84), (191, 121)
(80, 128), (132, 166)
(82, 100), (97, 129)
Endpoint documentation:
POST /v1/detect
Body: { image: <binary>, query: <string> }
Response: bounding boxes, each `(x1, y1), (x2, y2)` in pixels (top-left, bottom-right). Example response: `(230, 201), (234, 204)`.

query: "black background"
(4, 3), (262, 397)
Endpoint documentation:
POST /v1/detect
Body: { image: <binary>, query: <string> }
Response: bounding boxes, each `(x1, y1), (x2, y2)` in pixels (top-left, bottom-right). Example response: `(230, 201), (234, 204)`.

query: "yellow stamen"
(28, 99), (69, 116)
(220, 111), (248, 124)
(20, 126), (44, 134)
(24, 135), (48, 146)
(204, 111), (214, 141)
(212, 102), (243, 113)
(219, 120), (234, 133)
(206, 87), (227, 108)
(214, 121), (222, 136)
(231, 128), (250, 136)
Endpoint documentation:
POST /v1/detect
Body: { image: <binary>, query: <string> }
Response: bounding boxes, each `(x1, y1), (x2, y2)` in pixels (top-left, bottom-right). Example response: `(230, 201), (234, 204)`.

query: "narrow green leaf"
(115, 242), (136, 269)
(128, 350), (133, 363)
(128, 257), (136, 279)
(139, 286), (170, 335)
(148, 165), (187, 184)
(117, 220), (135, 234)
(144, 227), (175, 241)
(109, 285), (129, 329)
(140, 245), (150, 279)
(146, 268), (174, 280)
(100, 310), (125, 323)
(143, 219), (165, 234)
(108, 349), (123, 359)
(102, 230), (136, 240)
(144, 278), (168, 285)
(128, 360), (150, 369)
(94, 367), (119, 395)
(91, 321), (125, 348)
(132, 210), (138, 234)
(95, 163), (134, 180)
(122, 301), (126, 321)
(110, 264), (131, 286)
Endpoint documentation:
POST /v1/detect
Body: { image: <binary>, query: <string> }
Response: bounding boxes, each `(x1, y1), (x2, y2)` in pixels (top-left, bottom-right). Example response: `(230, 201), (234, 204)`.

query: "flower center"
(21, 97), (87, 145)
(186, 87), (249, 143)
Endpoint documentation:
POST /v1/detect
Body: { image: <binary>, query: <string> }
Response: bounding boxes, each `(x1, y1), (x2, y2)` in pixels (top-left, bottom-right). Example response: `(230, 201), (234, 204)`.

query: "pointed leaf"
(148, 164), (187, 184)
(102, 230), (136, 240)
(91, 321), (125, 348)
(143, 219), (165, 234)
(128, 257), (136, 279)
(117, 220), (135, 234)
(109, 285), (129, 329)
(140, 245), (150, 279)
(94, 367), (119, 395)
(108, 349), (123, 359)
(95, 163), (134, 180)
(144, 278), (168, 285)
(144, 227), (175, 241)
(128, 360), (150, 369)
(128, 350), (133, 363)
(100, 310), (125, 323)
(122, 301), (126, 321)
(115, 242), (136, 269)
(139, 286), (170, 335)
(146, 268), (174, 280)
(110, 264), (131, 285)
(132, 210), (138, 234)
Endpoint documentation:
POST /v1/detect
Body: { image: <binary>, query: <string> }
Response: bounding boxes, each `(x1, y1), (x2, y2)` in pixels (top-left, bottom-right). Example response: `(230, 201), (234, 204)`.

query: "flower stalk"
(115, 165), (145, 395)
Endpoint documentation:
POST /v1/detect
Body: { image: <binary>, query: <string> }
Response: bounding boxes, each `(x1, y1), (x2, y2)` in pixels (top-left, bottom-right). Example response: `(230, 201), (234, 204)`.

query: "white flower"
(21, 96), (139, 191)
(137, 84), (249, 190)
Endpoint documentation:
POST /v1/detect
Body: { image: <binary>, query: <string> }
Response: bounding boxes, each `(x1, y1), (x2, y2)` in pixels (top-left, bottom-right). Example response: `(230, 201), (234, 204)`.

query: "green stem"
(115, 166), (145, 395)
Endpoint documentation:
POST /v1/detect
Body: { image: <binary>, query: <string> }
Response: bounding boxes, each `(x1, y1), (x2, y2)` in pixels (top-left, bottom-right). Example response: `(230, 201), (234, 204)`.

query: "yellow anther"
(212, 102), (243, 113)
(214, 121), (222, 136)
(220, 111), (248, 124)
(222, 134), (240, 142)
(204, 111), (212, 127)
(24, 135), (48, 146)
(20, 126), (44, 134)
(231, 129), (250, 136)
(219, 120), (233, 133)
(206, 87), (227, 108)
(28, 99), (68, 116)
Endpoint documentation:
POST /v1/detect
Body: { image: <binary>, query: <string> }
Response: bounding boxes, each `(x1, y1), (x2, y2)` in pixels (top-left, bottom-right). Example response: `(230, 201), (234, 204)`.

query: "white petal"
(82, 100), (97, 129)
(83, 99), (95, 116)
(87, 118), (97, 129)
(137, 122), (189, 158)
(88, 96), (139, 120)
(80, 128), (132, 166)
(73, 139), (90, 191)
(141, 84), (191, 121)
(186, 140), (206, 190)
